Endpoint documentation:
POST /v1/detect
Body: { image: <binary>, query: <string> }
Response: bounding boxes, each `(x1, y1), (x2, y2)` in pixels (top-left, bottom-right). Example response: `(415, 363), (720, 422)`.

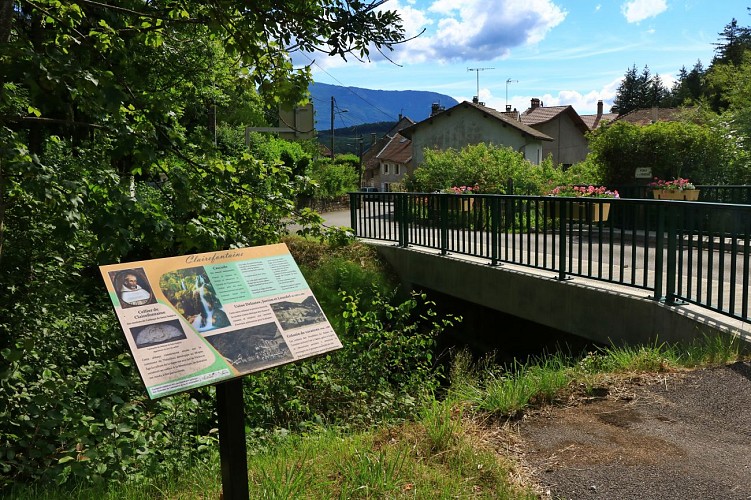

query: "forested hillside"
(310, 82), (458, 130)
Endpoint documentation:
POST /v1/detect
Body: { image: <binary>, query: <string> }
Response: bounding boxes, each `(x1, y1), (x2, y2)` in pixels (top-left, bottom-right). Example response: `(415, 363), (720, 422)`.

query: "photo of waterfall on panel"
(159, 267), (231, 333)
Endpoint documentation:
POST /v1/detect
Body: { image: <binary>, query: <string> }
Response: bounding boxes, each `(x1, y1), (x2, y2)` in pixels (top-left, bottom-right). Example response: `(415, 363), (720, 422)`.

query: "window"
(395, 164), (400, 175)
(383, 163), (389, 174)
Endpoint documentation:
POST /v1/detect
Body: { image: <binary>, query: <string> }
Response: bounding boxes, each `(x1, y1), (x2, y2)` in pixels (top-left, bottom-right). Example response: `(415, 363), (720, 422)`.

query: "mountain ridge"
(310, 82), (458, 130)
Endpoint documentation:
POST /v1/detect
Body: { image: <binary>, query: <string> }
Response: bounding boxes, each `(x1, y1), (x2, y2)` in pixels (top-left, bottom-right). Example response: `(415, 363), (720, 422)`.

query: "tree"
(0, 0), (408, 485)
(712, 17), (751, 66)
(611, 65), (671, 115)
(670, 60), (705, 105)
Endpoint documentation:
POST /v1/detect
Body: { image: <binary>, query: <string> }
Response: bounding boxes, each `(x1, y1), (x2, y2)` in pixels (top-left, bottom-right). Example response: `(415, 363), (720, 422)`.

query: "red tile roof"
(580, 112), (618, 130)
(375, 133), (412, 164)
(615, 107), (685, 126)
(521, 105), (590, 133)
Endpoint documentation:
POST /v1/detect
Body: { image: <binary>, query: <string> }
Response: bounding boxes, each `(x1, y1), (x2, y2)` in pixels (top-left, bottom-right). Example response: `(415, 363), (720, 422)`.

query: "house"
(580, 100), (618, 130)
(400, 99), (552, 167)
(361, 116), (415, 191)
(614, 107), (686, 126)
(520, 98), (591, 167)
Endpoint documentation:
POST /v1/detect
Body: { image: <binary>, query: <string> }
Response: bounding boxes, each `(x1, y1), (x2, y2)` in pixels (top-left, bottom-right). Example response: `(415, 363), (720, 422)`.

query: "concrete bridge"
(339, 194), (751, 347)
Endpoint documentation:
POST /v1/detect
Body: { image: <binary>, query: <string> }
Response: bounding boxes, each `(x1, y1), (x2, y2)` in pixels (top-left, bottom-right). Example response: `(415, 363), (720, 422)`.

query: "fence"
(350, 192), (751, 324)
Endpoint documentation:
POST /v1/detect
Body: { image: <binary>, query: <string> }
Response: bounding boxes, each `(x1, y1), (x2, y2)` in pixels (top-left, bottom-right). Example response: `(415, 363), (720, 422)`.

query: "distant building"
(580, 100), (618, 130)
(361, 116), (415, 191)
(400, 99), (552, 167)
(613, 107), (687, 126)
(520, 98), (591, 167)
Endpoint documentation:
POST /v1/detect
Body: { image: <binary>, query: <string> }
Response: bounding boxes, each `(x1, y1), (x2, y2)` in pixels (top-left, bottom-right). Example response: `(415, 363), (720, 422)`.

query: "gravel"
(510, 362), (751, 500)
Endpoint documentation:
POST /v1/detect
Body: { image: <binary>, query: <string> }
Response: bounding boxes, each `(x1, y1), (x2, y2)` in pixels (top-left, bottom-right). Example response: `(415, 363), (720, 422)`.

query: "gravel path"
(509, 362), (751, 500)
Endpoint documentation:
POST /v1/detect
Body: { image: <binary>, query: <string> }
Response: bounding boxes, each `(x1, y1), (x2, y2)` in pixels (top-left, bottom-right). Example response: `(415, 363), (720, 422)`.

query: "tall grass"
(7, 326), (747, 498)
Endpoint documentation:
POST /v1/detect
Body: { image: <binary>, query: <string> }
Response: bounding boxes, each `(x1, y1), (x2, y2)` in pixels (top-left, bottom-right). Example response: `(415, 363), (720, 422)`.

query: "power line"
(300, 53), (397, 121)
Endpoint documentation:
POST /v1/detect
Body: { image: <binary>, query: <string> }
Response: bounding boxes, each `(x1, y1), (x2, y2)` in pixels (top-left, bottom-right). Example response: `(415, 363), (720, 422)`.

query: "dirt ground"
(496, 362), (751, 500)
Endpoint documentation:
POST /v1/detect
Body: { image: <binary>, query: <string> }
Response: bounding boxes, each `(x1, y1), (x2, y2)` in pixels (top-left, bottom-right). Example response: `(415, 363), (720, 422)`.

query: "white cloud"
(621, 0), (667, 24)
(389, 0), (567, 64)
(468, 77), (622, 115)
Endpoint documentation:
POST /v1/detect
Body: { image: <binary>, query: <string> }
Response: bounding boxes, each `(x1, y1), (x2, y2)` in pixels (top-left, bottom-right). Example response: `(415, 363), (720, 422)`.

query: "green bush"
(308, 158), (359, 200)
(241, 290), (457, 430)
(406, 143), (594, 195)
(588, 119), (731, 185)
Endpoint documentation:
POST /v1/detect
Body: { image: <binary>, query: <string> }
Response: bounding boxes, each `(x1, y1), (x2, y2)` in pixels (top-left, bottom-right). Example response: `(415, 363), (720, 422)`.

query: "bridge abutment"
(374, 244), (748, 347)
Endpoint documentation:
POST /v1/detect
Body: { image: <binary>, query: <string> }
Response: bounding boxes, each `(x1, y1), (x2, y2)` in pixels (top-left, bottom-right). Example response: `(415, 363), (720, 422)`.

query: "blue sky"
(297, 1), (750, 117)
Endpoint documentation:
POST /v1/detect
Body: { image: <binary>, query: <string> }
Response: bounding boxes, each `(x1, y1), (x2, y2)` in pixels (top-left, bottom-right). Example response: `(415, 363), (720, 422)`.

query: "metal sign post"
(216, 378), (249, 500)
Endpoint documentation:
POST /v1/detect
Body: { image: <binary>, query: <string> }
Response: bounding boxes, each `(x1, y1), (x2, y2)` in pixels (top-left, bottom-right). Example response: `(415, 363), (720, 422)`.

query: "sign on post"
(99, 243), (342, 399)
(635, 167), (653, 179)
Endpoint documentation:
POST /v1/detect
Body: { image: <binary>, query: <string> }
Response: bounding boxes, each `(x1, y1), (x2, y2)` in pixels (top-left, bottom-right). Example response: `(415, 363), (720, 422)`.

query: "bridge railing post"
(396, 193), (408, 248)
(653, 202), (665, 301)
(349, 193), (358, 236)
(491, 196), (500, 266)
(557, 199), (568, 281)
(440, 194), (448, 255)
(665, 203), (679, 304)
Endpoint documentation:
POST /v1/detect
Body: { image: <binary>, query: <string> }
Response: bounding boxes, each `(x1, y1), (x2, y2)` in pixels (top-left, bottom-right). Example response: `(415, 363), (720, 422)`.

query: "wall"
(374, 245), (740, 346)
(410, 105), (544, 166)
(533, 114), (589, 166)
(371, 161), (415, 191)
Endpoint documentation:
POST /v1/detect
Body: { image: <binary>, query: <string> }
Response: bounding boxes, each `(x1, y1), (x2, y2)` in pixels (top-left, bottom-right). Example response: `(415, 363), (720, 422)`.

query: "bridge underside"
(374, 244), (750, 346)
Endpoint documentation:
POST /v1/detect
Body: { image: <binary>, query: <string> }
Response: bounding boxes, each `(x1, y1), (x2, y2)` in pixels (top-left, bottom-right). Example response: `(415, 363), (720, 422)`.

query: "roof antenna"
(468, 67), (495, 101)
(505, 78), (518, 109)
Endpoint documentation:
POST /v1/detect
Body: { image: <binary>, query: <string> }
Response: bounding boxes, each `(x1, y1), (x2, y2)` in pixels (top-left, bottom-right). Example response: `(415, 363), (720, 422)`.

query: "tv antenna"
(505, 78), (519, 108)
(467, 67), (495, 101)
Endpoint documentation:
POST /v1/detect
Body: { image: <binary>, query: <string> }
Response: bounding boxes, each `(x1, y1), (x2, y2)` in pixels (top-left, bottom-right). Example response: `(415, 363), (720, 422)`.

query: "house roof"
(400, 100), (553, 142)
(362, 118), (415, 173)
(387, 116), (416, 136)
(521, 105), (590, 134)
(580, 112), (618, 130)
(615, 107), (685, 126)
(375, 133), (412, 164)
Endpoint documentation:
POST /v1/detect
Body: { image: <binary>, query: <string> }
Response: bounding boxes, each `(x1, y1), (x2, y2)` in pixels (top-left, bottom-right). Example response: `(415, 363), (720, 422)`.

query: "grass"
(6, 333), (748, 499)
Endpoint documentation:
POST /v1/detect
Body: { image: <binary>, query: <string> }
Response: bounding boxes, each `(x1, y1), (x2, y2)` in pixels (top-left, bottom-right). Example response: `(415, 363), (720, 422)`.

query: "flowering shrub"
(648, 177), (696, 191)
(547, 185), (619, 199)
(445, 184), (479, 194)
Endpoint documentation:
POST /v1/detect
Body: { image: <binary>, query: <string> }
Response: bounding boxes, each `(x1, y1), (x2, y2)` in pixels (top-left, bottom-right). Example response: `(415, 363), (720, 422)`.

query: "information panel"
(100, 244), (342, 399)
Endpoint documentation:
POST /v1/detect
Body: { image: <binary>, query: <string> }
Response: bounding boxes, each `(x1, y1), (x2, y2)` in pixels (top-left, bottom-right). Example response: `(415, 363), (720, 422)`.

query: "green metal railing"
(350, 192), (751, 324)
(611, 184), (751, 204)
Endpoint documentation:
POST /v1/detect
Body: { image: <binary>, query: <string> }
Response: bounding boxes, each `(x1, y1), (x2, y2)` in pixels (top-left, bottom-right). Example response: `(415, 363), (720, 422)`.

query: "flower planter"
(553, 202), (611, 222)
(652, 189), (700, 201)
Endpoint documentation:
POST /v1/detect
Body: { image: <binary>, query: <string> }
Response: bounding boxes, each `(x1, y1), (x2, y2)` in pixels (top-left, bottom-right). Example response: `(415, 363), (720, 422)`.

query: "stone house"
(361, 116), (415, 191)
(520, 98), (591, 168)
(400, 99), (552, 167)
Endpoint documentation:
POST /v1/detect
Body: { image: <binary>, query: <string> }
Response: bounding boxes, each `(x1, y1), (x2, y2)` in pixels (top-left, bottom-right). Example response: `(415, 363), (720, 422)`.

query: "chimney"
(506, 105), (512, 112)
(597, 100), (603, 117)
(371, 132), (377, 145)
(472, 96), (479, 104)
(530, 98), (541, 110)
(431, 102), (441, 116)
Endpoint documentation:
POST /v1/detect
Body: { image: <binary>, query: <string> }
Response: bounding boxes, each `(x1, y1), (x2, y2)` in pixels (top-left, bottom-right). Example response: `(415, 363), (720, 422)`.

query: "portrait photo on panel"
(109, 268), (157, 308)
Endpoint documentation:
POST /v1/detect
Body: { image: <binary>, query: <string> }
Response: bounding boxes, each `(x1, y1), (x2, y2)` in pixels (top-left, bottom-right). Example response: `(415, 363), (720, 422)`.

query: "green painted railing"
(350, 192), (751, 324)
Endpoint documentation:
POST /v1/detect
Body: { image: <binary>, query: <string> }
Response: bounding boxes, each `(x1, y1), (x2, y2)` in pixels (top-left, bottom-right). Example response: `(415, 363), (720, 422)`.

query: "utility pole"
(330, 96), (335, 158)
(505, 78), (519, 108)
(467, 67), (495, 100)
(357, 134), (364, 188)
